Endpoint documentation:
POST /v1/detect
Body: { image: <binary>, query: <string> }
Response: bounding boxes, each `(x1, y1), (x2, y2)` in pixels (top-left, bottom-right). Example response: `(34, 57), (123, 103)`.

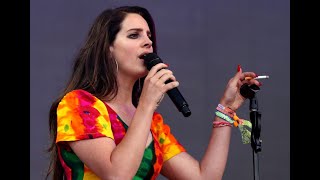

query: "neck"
(108, 73), (139, 106)
(106, 74), (142, 125)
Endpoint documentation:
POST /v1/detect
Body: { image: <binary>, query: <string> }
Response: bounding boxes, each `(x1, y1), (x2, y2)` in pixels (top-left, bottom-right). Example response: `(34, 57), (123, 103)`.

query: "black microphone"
(142, 53), (191, 117)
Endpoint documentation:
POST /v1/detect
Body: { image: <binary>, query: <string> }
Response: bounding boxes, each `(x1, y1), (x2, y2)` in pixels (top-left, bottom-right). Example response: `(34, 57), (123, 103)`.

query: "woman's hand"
(139, 63), (179, 110)
(219, 65), (261, 111)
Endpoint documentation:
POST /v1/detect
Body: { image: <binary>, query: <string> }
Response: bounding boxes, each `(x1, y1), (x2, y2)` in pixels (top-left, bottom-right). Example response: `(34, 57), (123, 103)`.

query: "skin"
(68, 13), (260, 180)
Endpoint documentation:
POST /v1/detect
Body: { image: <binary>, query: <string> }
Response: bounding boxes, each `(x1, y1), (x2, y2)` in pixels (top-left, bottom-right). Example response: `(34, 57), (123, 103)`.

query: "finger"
(240, 72), (260, 86)
(228, 66), (243, 87)
(246, 79), (261, 87)
(152, 69), (173, 81)
(146, 63), (168, 78)
(240, 72), (257, 81)
(163, 81), (179, 92)
(157, 73), (176, 85)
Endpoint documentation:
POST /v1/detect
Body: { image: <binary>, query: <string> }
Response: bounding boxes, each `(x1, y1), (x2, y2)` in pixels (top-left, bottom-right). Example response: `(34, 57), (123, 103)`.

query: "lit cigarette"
(245, 75), (269, 80)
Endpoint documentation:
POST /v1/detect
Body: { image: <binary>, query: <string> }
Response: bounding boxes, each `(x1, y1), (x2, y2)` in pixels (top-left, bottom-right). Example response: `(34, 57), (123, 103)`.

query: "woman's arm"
(68, 63), (178, 180)
(161, 67), (260, 180)
(68, 102), (154, 180)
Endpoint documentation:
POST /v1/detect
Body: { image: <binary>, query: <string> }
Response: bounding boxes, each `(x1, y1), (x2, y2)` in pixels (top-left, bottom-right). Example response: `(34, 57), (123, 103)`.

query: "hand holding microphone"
(142, 53), (191, 117)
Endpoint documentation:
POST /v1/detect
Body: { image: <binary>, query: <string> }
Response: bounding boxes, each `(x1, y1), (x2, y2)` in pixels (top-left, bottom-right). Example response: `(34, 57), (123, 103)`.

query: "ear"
(109, 46), (114, 53)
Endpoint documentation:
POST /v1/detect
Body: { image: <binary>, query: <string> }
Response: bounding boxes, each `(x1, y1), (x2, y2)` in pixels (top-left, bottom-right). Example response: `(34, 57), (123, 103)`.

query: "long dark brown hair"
(45, 6), (157, 180)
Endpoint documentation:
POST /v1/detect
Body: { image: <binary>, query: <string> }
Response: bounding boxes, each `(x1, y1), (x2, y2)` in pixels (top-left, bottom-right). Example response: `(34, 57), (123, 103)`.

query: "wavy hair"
(45, 6), (157, 180)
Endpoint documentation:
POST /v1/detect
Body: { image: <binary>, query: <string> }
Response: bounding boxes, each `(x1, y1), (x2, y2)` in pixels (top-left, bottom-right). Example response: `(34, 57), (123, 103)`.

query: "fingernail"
(237, 65), (241, 72)
(259, 82), (262, 86)
(165, 63), (169, 67)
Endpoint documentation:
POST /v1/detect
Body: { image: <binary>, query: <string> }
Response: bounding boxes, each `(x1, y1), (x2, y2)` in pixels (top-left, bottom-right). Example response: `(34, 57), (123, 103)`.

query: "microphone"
(142, 53), (191, 117)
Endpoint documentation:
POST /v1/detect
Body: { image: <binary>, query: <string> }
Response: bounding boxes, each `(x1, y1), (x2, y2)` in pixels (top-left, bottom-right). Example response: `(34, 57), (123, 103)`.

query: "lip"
(139, 52), (153, 59)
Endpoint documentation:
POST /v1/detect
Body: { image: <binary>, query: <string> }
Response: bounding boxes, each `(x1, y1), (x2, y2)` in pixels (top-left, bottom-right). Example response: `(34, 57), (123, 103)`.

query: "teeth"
(139, 54), (146, 59)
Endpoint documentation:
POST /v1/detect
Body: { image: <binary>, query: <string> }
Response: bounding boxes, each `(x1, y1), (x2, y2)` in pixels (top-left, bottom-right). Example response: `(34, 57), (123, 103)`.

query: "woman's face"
(110, 13), (153, 78)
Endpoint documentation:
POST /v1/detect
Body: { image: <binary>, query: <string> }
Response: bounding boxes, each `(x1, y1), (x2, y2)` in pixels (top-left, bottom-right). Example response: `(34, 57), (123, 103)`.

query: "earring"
(114, 59), (119, 72)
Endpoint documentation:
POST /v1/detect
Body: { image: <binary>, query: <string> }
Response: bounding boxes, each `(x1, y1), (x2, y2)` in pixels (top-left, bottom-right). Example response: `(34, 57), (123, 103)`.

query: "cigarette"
(245, 75), (269, 80)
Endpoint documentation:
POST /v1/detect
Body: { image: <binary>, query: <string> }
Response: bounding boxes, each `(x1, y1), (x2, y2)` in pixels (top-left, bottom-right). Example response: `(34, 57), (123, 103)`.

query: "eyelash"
(128, 33), (139, 39)
(128, 33), (151, 39)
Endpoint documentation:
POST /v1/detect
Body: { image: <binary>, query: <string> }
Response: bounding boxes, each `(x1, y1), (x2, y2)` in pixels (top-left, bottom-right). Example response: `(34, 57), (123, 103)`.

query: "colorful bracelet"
(214, 104), (253, 144)
(212, 121), (232, 128)
(215, 111), (234, 124)
(216, 104), (243, 127)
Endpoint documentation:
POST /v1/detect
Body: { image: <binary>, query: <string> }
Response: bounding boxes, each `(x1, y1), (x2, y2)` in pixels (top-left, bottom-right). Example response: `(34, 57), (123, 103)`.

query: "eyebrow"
(127, 28), (151, 35)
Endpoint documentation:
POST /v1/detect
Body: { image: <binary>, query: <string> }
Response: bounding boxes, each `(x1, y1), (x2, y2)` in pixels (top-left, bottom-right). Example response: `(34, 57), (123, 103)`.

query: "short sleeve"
(56, 89), (114, 143)
(151, 113), (186, 162)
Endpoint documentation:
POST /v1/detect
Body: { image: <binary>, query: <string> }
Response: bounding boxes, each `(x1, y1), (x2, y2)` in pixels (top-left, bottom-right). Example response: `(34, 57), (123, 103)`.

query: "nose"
(143, 36), (153, 49)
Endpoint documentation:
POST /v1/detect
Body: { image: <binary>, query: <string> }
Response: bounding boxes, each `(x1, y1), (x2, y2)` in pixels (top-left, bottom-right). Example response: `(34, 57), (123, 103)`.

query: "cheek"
(114, 43), (136, 60)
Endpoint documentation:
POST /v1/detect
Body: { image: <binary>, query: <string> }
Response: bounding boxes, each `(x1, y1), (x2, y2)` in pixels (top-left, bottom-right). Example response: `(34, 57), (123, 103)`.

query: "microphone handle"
(165, 79), (191, 117)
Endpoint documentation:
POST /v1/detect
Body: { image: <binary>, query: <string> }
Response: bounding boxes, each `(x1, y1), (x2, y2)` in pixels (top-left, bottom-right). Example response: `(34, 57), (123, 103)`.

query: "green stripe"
(61, 148), (84, 180)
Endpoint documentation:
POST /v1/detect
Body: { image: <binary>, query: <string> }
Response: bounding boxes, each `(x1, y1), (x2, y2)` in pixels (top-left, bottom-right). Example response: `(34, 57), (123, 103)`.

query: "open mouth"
(139, 54), (147, 60)
(138, 55), (145, 59)
(139, 52), (153, 60)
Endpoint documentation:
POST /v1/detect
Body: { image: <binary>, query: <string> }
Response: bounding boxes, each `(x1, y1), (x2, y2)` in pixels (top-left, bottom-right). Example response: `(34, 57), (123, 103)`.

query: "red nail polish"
(165, 63), (169, 67)
(237, 65), (241, 72)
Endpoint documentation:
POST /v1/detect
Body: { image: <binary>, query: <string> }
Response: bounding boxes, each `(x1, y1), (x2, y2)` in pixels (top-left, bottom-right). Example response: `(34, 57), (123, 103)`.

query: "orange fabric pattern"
(55, 89), (186, 179)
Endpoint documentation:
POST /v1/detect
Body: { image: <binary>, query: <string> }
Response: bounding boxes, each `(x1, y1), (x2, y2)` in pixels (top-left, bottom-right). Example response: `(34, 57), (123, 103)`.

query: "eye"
(128, 33), (139, 39)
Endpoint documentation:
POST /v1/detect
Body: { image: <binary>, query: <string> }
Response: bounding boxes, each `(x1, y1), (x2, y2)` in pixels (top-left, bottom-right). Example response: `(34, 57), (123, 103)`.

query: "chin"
(139, 71), (148, 77)
(136, 68), (148, 77)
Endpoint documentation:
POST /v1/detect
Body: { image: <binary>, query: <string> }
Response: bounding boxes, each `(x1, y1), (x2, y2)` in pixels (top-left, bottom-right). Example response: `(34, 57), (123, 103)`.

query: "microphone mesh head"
(142, 53), (163, 70)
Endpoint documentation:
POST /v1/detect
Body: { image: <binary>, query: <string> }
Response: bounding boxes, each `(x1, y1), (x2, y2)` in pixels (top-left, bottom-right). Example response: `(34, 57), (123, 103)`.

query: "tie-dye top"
(56, 89), (186, 180)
